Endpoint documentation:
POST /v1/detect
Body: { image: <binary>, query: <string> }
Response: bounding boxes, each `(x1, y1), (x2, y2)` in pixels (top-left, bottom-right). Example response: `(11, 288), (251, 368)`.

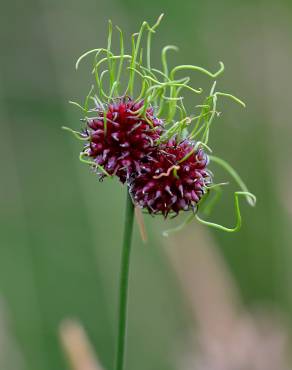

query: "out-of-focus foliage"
(0, 0), (291, 369)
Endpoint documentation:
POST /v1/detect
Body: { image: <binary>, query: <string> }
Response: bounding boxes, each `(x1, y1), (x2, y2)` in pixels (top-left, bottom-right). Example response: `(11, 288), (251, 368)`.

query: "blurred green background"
(1, 0), (292, 369)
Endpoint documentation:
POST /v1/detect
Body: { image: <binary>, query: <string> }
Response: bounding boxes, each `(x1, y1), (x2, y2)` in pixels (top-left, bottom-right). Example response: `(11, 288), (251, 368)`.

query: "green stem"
(115, 191), (135, 370)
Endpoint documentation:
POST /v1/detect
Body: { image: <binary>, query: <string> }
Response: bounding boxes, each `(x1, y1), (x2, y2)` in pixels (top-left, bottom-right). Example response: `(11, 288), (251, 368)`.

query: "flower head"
(84, 97), (162, 182)
(64, 14), (256, 234)
(129, 139), (212, 217)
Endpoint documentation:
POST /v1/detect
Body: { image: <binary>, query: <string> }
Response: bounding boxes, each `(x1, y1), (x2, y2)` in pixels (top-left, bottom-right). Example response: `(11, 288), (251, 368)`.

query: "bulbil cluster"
(82, 98), (211, 216)
(65, 15), (255, 229)
(129, 139), (212, 217)
(84, 97), (163, 182)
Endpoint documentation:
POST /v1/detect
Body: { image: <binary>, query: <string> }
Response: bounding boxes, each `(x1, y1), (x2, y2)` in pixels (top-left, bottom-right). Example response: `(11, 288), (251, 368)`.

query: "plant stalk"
(115, 191), (135, 370)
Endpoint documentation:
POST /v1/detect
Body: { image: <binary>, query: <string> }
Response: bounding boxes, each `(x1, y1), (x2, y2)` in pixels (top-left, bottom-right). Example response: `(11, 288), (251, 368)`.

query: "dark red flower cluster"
(128, 139), (212, 217)
(82, 98), (211, 216)
(84, 97), (162, 182)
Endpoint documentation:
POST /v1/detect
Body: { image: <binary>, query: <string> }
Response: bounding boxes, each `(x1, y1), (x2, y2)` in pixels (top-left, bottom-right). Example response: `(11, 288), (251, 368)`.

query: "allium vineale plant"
(64, 14), (256, 370)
